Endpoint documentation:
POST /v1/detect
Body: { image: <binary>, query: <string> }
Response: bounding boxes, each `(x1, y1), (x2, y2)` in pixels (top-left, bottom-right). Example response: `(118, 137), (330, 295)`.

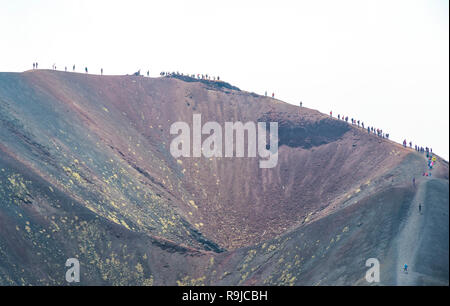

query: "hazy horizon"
(1, 0), (448, 160)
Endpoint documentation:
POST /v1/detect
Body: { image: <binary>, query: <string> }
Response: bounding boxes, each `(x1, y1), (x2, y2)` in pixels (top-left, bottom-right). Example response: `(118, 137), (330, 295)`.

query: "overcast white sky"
(1, 0), (448, 159)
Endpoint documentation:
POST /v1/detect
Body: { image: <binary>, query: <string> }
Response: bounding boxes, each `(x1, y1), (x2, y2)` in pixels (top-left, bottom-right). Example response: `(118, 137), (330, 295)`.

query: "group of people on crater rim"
(31, 62), (230, 85)
(421, 146), (436, 178)
(32, 62), (94, 75)
(329, 110), (435, 157)
(332, 112), (390, 139)
(160, 71), (221, 82)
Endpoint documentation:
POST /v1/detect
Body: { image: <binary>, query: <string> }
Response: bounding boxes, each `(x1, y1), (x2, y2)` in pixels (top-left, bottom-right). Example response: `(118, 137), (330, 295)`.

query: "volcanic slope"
(0, 70), (448, 285)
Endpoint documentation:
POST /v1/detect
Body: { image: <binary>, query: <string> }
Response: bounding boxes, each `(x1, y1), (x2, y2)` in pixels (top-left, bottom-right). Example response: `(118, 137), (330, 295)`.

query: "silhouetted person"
(73, 65), (75, 71)
(147, 70), (149, 77)
(85, 67), (88, 73)
(65, 66), (67, 72)
(33, 63), (35, 69)
(419, 203), (422, 213)
(101, 68), (103, 75)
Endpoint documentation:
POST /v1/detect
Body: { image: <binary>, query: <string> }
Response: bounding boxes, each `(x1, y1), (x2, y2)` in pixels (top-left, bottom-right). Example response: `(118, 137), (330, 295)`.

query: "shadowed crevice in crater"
(259, 113), (351, 149)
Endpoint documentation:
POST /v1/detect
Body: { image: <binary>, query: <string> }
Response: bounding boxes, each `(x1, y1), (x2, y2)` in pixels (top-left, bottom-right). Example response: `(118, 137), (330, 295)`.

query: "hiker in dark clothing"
(101, 68), (103, 75)
(419, 203), (422, 213)
(33, 63), (35, 69)
(85, 67), (88, 73)
(73, 65), (75, 71)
